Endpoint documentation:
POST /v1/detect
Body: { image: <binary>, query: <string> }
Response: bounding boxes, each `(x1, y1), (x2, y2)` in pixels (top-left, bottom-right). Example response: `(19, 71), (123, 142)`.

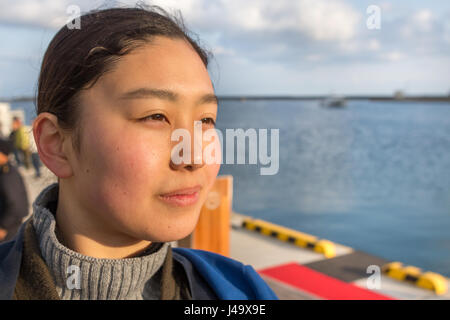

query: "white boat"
(321, 95), (347, 108)
(0, 102), (28, 139)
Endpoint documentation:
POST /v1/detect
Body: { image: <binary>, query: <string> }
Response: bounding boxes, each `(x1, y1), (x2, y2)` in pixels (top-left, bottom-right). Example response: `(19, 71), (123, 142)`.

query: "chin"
(143, 229), (194, 243)
(135, 216), (199, 243)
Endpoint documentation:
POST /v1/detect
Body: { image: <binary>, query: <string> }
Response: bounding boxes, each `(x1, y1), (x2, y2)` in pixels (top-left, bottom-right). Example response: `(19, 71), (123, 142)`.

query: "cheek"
(202, 130), (222, 185)
(108, 140), (166, 193)
(205, 162), (221, 190)
(81, 122), (168, 208)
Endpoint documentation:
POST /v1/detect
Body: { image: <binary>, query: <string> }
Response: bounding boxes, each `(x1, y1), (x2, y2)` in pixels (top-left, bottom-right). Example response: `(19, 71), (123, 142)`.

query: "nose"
(169, 123), (206, 171)
(170, 149), (205, 171)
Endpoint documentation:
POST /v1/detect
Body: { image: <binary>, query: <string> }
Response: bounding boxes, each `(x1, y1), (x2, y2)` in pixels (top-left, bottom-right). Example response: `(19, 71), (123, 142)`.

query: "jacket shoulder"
(172, 248), (278, 300)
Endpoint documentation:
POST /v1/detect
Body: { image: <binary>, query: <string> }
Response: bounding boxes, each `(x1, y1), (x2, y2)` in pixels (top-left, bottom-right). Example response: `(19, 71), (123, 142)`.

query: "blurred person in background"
(0, 139), (29, 242)
(9, 116), (31, 169)
(0, 122), (5, 139)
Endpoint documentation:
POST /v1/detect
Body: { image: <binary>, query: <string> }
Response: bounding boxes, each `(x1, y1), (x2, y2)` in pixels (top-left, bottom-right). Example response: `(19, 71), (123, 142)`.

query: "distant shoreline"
(2, 95), (450, 103)
(217, 95), (450, 102)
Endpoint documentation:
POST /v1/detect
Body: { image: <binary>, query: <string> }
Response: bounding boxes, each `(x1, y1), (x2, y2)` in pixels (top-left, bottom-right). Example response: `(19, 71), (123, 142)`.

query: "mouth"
(158, 185), (202, 207)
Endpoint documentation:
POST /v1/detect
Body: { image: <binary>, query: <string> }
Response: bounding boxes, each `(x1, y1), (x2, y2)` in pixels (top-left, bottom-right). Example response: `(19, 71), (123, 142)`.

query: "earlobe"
(33, 112), (74, 178)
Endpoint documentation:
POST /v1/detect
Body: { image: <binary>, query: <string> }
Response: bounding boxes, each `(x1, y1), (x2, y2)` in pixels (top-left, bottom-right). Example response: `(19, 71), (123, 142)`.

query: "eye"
(201, 117), (216, 127)
(140, 113), (169, 123)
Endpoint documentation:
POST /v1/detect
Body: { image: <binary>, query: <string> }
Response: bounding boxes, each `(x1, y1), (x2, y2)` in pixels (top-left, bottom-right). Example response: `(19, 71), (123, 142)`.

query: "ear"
(33, 112), (74, 178)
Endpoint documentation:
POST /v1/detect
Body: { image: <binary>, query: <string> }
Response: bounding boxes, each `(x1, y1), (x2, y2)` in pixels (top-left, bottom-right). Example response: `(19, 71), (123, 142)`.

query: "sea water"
(216, 99), (450, 277)
(11, 99), (450, 277)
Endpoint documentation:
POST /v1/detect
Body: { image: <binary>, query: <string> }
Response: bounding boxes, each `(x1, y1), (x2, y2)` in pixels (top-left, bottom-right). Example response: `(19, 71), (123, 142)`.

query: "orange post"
(186, 175), (233, 257)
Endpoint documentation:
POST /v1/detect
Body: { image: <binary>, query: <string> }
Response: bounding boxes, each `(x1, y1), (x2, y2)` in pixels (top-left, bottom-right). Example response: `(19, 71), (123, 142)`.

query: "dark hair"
(36, 5), (210, 155)
(0, 139), (13, 156)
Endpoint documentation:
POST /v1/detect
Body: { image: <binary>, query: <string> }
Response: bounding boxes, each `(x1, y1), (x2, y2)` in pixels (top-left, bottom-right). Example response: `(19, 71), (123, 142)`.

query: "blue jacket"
(0, 223), (278, 300)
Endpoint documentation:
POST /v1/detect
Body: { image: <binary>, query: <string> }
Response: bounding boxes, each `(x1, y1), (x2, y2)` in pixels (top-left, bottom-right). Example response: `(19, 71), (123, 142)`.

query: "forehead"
(97, 36), (214, 99)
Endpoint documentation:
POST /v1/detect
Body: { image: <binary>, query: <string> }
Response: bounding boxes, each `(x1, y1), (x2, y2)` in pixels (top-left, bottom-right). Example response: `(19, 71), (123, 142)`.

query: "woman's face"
(69, 37), (221, 242)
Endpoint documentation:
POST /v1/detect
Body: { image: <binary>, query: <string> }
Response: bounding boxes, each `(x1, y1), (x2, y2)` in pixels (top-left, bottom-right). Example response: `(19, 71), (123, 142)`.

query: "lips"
(158, 185), (202, 207)
(160, 185), (202, 197)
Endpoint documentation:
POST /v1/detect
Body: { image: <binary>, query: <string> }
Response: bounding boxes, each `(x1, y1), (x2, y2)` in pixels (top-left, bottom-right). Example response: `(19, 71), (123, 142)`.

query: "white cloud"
(0, 0), (64, 28)
(400, 8), (435, 37)
(0, 0), (110, 28)
(367, 39), (380, 51)
(223, 0), (361, 42)
(339, 40), (360, 53)
(411, 9), (433, 32)
(306, 54), (323, 62)
(381, 51), (405, 62)
(143, 0), (200, 22)
(151, 0), (361, 42)
(211, 45), (235, 56)
(0, 0), (448, 96)
(0, 0), (361, 43)
(379, 2), (393, 12)
(295, 0), (360, 41)
(444, 20), (450, 44)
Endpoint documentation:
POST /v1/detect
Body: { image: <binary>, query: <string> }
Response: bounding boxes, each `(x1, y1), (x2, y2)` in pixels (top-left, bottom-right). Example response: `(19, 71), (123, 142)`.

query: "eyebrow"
(119, 87), (218, 105)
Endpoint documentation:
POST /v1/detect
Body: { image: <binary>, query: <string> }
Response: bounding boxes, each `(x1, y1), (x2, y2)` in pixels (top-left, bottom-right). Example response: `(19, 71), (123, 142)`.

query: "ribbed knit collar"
(31, 183), (169, 300)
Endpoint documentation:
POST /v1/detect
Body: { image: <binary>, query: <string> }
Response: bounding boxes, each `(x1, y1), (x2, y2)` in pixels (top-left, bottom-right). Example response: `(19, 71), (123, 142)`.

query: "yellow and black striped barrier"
(382, 262), (448, 295)
(241, 217), (336, 258)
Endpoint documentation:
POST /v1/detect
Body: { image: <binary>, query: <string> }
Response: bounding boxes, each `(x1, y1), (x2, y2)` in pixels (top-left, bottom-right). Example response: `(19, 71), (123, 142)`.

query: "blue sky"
(0, 0), (449, 98)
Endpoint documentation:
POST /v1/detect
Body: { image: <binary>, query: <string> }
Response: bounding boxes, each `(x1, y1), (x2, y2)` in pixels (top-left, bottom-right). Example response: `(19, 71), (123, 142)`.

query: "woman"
(0, 6), (277, 300)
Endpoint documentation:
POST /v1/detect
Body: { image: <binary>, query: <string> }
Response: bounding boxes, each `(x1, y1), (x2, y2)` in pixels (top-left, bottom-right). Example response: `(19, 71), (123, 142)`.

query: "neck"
(55, 181), (152, 259)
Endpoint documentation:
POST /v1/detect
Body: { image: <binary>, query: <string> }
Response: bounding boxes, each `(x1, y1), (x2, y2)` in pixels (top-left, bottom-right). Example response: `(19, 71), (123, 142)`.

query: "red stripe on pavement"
(259, 263), (395, 300)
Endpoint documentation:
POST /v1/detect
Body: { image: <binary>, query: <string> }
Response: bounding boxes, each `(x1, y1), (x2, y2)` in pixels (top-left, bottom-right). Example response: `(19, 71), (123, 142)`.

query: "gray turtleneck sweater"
(31, 183), (170, 300)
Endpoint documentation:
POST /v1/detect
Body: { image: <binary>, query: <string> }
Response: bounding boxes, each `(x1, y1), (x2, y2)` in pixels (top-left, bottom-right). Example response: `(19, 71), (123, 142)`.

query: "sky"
(0, 0), (449, 98)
